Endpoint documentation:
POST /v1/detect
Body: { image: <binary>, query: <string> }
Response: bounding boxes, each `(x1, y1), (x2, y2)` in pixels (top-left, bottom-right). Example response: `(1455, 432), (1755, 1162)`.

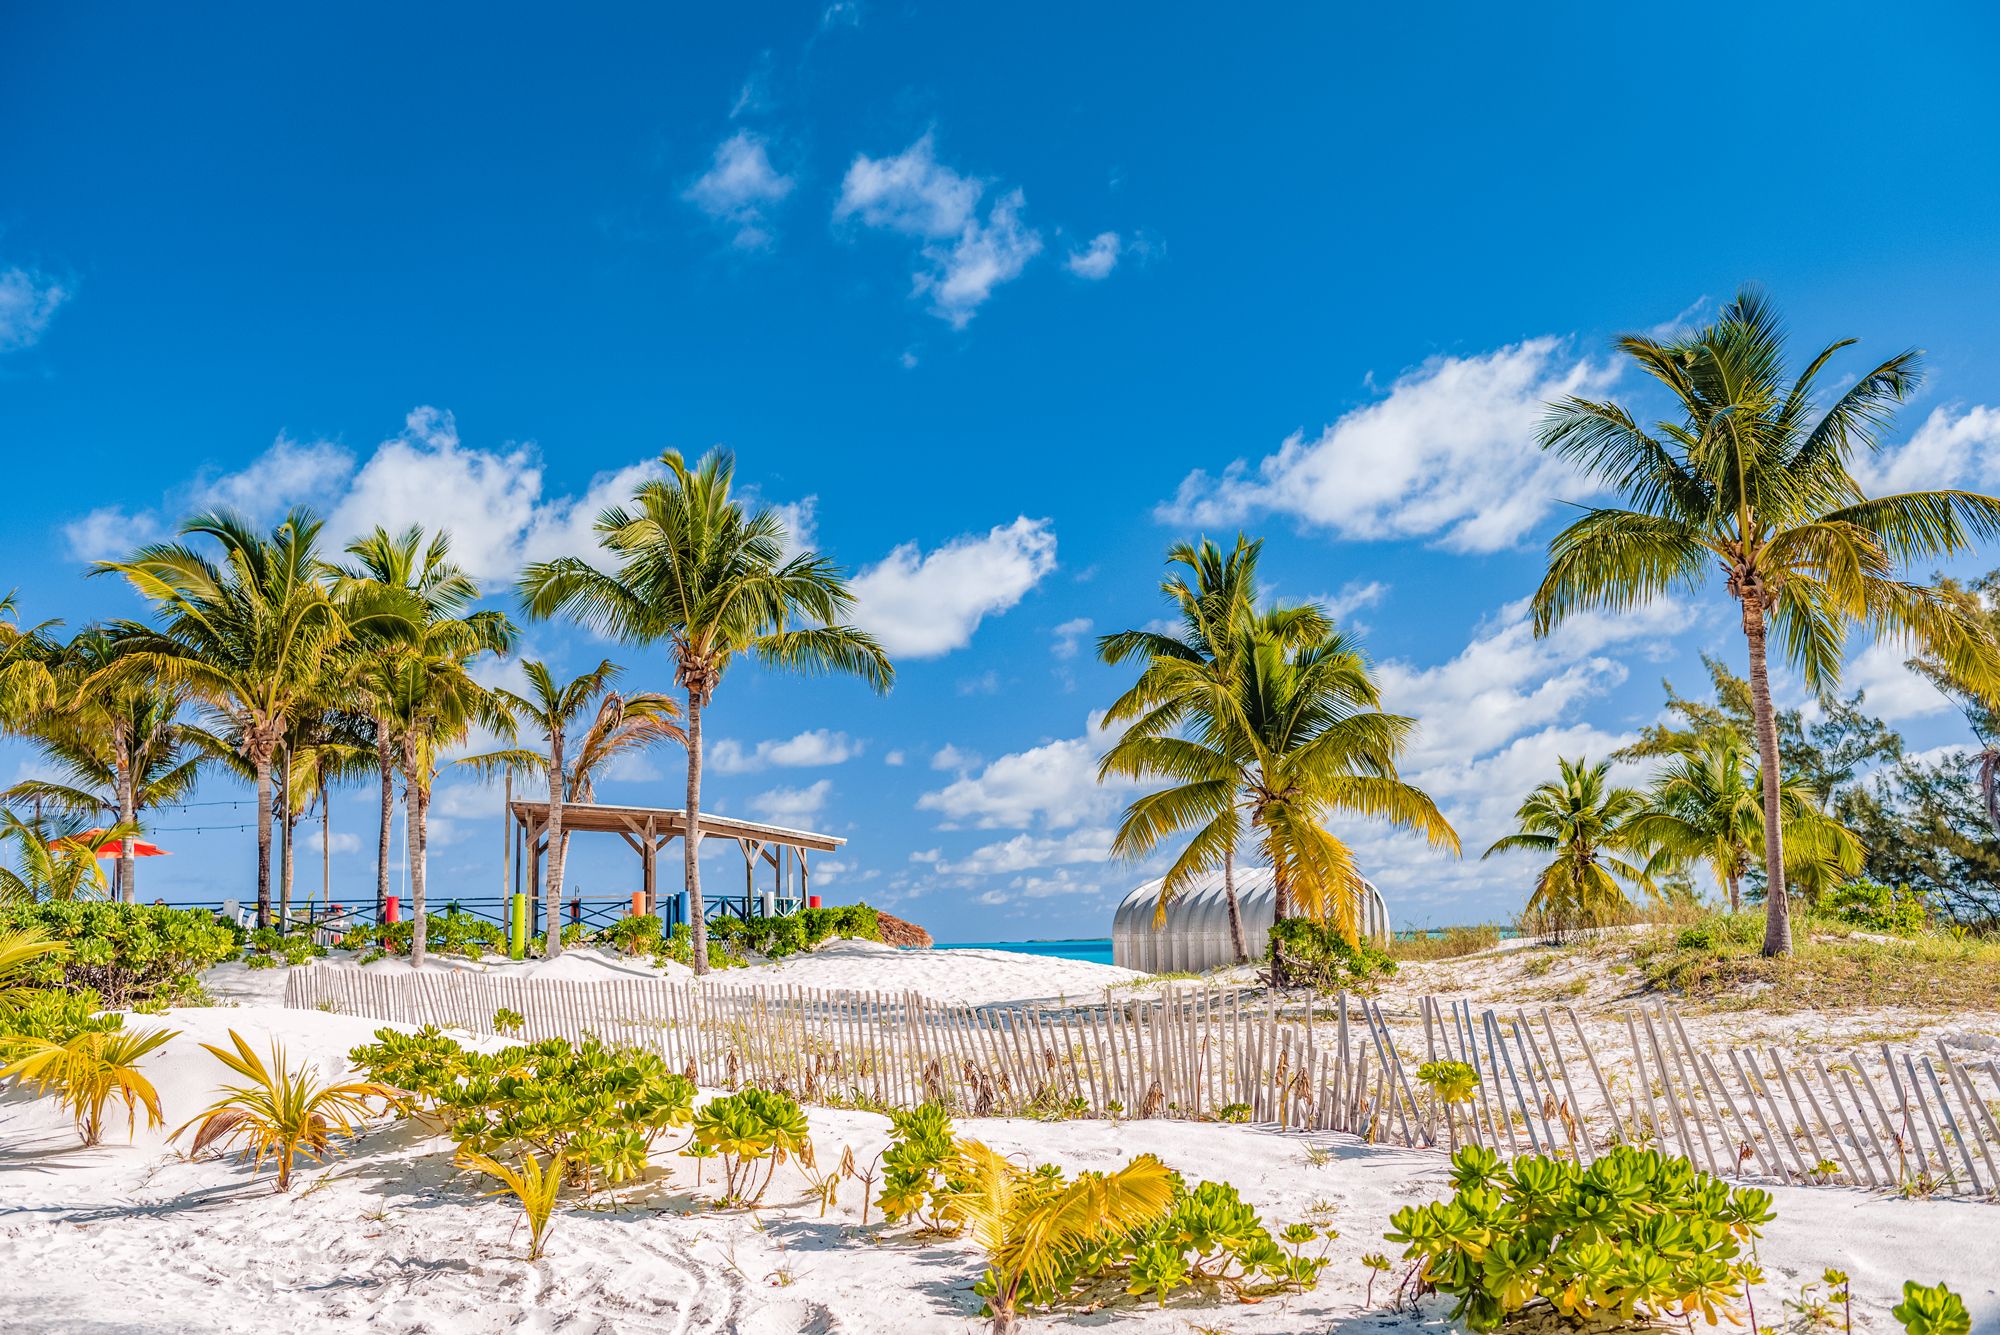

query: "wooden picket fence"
(285, 966), (2000, 1196)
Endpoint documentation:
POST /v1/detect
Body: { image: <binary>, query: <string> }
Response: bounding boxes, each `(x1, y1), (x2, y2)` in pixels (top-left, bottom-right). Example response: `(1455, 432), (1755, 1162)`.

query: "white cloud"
(820, 0), (862, 29)
(327, 408), (544, 584)
(835, 134), (981, 237)
(0, 265), (69, 352)
(750, 778), (833, 825)
(769, 495), (818, 554)
(834, 134), (1043, 326)
(1050, 617), (1093, 660)
(936, 826), (1114, 875)
(1376, 596), (1688, 772)
(851, 516), (1058, 657)
(63, 507), (164, 562)
(883, 750), (906, 767)
(302, 829), (362, 855)
(1065, 232), (1121, 280)
(684, 130), (796, 249)
(1309, 580), (1388, 623)
(518, 456), (667, 567)
(1160, 339), (1612, 552)
(1850, 403), (2000, 495)
(196, 434), (355, 517)
(710, 729), (862, 774)
(1844, 638), (1954, 722)
(930, 744), (975, 772)
(917, 718), (1127, 831)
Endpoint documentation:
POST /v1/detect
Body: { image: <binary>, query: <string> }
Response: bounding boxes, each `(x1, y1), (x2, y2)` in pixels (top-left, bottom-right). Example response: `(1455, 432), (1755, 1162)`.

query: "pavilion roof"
(506, 800), (844, 853)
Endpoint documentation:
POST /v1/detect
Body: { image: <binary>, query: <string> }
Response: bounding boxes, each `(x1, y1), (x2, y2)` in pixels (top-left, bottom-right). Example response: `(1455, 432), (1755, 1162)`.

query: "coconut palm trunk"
(1221, 848), (1247, 964)
(541, 723), (567, 957)
(684, 691), (708, 972)
(253, 751), (275, 929)
(116, 754), (137, 904)
(1741, 599), (1792, 956)
(406, 777), (429, 968)
(374, 731), (393, 922)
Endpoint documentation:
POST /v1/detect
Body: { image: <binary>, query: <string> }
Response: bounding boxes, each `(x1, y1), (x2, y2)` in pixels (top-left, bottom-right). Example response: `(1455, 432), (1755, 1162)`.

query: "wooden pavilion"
(506, 799), (842, 926)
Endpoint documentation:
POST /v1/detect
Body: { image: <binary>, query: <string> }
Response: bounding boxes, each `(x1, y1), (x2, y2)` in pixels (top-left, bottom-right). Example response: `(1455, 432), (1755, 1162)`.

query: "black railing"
(151, 888), (810, 943)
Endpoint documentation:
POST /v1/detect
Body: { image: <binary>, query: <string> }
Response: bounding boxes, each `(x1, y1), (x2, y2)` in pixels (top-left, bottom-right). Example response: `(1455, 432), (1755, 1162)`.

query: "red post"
(383, 895), (400, 924)
(630, 891), (644, 918)
(808, 895), (821, 909)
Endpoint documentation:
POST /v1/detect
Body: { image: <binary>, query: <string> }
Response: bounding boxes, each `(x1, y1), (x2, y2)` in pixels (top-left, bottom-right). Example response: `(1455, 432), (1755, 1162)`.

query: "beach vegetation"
(0, 900), (237, 1007)
(1532, 289), (2000, 957)
(1267, 916), (1395, 989)
(1893, 1281), (1971, 1335)
(1484, 757), (1654, 935)
(176, 1029), (395, 1191)
(708, 902), (881, 958)
(519, 448), (893, 976)
(2, 1022), (177, 1145)
(688, 1085), (810, 1205)
(1386, 1144), (1774, 1332)
(457, 1148), (566, 1260)
(458, 657), (682, 956)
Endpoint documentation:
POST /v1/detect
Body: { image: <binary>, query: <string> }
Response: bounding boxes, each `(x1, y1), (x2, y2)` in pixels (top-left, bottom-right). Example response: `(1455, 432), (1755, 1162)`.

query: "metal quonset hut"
(1111, 867), (1390, 973)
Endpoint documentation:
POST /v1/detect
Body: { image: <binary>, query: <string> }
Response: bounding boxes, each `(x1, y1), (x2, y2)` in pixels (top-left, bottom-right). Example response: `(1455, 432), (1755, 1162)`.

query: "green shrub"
(1121, 1178), (1328, 1303)
(649, 922), (744, 971)
(0, 902), (238, 1008)
(877, 1101), (960, 1228)
(492, 1007), (525, 1036)
(688, 1086), (810, 1204)
(0, 986), (119, 1053)
(1825, 881), (1930, 937)
(1269, 917), (1396, 989)
(348, 1028), (696, 1190)
(707, 903), (880, 959)
(1893, 1281), (1971, 1335)
(599, 913), (663, 957)
(1387, 1144), (1775, 1332)
(341, 909), (505, 960)
(243, 926), (330, 968)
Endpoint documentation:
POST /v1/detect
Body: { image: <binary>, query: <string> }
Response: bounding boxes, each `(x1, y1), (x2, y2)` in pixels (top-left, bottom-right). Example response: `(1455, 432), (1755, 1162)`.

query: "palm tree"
(377, 633), (512, 968)
(1627, 730), (1860, 913)
(1100, 613), (1458, 979)
(96, 512), (365, 928)
(463, 659), (683, 955)
(519, 450), (893, 974)
(334, 526), (511, 923)
(2, 627), (208, 902)
(1483, 757), (1652, 935)
(1098, 536), (1322, 963)
(1909, 570), (2000, 837)
(0, 811), (134, 902)
(1533, 289), (2000, 955)
(0, 591), (59, 732)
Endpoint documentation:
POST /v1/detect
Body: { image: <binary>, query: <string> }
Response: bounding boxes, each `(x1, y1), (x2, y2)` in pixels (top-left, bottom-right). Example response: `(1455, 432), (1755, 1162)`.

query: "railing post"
(509, 893), (528, 959)
(383, 894), (400, 925)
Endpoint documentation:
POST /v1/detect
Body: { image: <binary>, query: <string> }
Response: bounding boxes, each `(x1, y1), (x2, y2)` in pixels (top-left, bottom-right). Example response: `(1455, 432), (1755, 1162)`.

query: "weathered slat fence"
(285, 966), (2000, 1196)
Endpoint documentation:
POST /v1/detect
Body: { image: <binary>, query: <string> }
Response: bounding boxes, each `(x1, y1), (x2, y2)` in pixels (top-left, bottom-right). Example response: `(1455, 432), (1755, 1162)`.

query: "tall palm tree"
(377, 638), (512, 967)
(2, 627), (208, 902)
(1909, 570), (2000, 837)
(1483, 757), (1652, 935)
(1099, 536), (1322, 962)
(333, 526), (512, 922)
(1100, 613), (1458, 979)
(519, 450), (893, 974)
(97, 511), (367, 928)
(463, 659), (683, 955)
(1627, 730), (1860, 913)
(1533, 289), (2000, 955)
(0, 592), (60, 733)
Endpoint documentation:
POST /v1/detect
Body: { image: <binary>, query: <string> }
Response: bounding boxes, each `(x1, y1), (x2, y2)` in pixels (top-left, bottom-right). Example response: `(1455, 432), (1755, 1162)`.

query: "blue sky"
(4, 3), (2000, 940)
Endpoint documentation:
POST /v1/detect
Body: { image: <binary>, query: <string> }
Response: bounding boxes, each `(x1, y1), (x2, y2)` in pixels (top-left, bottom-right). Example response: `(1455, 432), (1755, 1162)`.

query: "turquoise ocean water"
(933, 938), (1115, 965)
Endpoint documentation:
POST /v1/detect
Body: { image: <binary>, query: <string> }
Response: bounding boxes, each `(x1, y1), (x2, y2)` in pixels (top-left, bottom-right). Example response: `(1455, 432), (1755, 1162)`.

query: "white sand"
(725, 938), (1149, 1007)
(1, 1003), (1992, 1334)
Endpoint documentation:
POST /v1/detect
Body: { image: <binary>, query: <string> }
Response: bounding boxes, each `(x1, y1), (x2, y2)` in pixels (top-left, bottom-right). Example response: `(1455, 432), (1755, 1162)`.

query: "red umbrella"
(57, 829), (170, 859)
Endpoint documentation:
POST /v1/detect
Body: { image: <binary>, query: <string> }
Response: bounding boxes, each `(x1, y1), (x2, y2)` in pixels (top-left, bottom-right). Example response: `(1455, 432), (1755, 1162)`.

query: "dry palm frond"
(457, 1148), (566, 1260)
(3, 1024), (176, 1145)
(175, 1029), (393, 1190)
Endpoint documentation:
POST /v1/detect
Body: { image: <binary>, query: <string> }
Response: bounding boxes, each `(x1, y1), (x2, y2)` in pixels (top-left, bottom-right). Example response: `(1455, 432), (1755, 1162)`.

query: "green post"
(509, 892), (528, 959)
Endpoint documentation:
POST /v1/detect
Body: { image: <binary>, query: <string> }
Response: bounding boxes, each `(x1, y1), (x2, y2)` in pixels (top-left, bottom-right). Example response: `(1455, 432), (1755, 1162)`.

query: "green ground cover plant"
(1386, 1144), (1774, 1332)
(0, 902), (236, 1007)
